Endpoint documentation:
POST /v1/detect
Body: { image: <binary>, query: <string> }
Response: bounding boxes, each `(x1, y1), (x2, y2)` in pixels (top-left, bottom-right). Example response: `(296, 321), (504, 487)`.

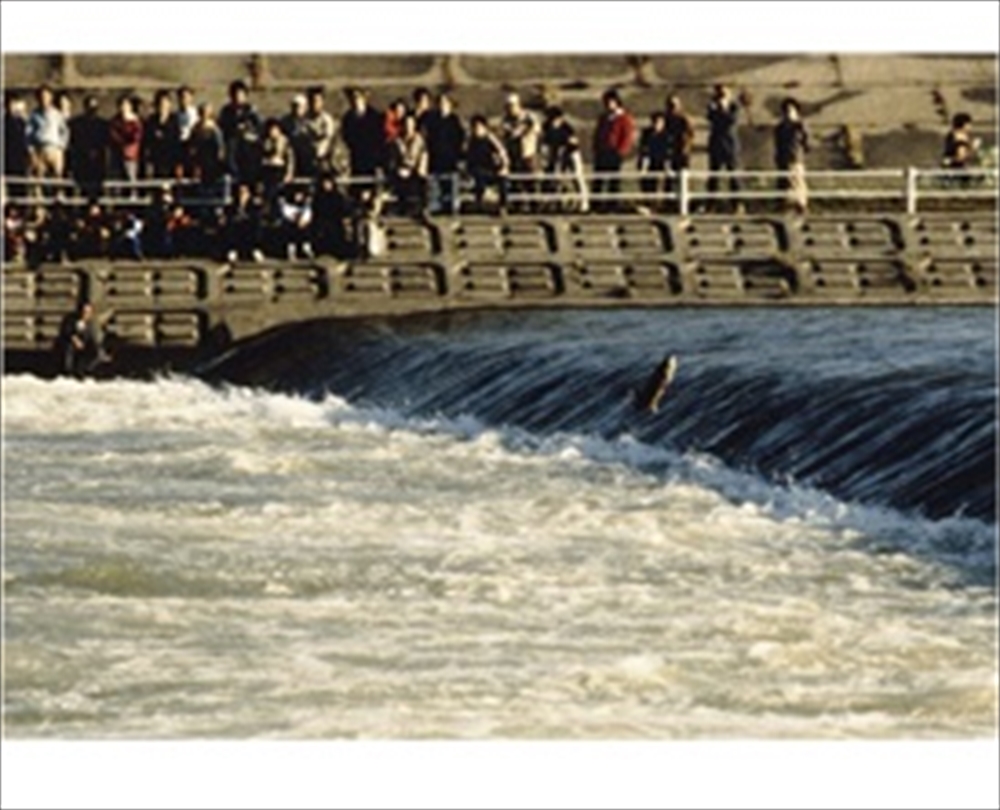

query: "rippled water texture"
(3, 308), (997, 738)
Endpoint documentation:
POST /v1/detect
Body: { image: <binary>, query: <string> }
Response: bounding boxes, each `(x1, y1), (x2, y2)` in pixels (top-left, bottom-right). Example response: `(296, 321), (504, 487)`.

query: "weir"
(3, 210), (997, 377)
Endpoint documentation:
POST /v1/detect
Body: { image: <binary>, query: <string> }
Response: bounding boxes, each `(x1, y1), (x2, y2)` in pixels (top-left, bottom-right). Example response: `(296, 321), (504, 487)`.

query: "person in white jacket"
(279, 187), (313, 260)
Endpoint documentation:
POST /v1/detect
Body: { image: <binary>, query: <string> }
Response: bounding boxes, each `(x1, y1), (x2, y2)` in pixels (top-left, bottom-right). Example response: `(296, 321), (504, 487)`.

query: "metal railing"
(497, 167), (998, 214)
(1, 176), (234, 209)
(3, 166), (997, 216)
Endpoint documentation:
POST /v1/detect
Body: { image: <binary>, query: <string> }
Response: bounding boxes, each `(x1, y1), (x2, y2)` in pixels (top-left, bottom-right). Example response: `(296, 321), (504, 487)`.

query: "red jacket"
(594, 109), (635, 158)
(110, 115), (143, 162)
(383, 109), (404, 144)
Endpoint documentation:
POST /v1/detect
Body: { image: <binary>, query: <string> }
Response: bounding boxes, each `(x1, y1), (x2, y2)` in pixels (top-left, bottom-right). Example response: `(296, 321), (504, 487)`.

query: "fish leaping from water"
(635, 353), (678, 414)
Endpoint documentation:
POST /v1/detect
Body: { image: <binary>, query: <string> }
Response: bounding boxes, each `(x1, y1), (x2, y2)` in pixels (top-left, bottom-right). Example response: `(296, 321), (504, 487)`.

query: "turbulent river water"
(3, 307), (997, 738)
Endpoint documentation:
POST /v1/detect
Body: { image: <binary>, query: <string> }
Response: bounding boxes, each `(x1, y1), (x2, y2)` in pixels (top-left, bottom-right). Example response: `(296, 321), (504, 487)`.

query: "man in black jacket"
(218, 80), (262, 187)
(143, 89), (181, 179)
(340, 87), (384, 194)
(423, 92), (466, 213)
(706, 84), (742, 211)
(69, 95), (108, 202)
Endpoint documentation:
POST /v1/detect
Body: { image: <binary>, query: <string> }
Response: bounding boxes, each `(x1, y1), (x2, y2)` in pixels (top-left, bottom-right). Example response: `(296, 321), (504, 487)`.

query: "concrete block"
(459, 54), (630, 83)
(268, 54), (435, 83)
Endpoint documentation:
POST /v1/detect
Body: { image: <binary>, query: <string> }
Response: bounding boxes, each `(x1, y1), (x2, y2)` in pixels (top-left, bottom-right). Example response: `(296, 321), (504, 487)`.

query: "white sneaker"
(301, 242), (314, 259)
(226, 249), (237, 263)
(252, 249), (264, 263)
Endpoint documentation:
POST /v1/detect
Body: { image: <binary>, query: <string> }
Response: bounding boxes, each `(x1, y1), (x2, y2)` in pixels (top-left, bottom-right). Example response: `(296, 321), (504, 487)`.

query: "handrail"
(1, 176), (234, 209)
(3, 166), (997, 215)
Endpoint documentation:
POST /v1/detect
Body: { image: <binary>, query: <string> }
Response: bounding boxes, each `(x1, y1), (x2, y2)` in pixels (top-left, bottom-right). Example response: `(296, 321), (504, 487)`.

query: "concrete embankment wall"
(3, 211), (997, 376)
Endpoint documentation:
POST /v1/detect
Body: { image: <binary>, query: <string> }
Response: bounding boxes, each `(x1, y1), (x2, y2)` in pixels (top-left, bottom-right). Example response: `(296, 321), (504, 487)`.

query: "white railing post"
(450, 173), (461, 216)
(905, 166), (918, 214)
(679, 169), (690, 215)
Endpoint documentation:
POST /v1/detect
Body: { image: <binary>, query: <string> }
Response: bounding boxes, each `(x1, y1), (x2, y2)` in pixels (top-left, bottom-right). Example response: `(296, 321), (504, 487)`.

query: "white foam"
(4, 374), (996, 738)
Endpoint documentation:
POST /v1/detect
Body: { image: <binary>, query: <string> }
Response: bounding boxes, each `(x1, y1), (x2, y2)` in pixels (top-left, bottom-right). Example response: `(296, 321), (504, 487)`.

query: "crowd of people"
(2, 78), (986, 265)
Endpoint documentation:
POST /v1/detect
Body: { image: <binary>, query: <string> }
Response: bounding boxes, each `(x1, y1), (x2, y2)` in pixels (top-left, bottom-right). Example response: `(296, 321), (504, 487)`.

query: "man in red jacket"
(592, 89), (635, 212)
